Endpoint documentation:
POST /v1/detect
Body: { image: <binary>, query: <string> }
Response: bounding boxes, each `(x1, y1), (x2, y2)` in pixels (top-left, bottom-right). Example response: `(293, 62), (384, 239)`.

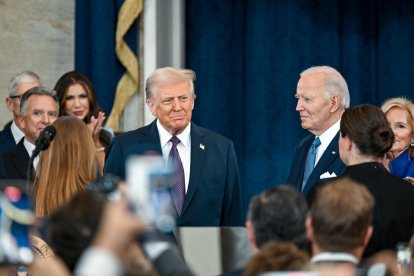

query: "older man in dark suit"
(0, 71), (42, 153)
(1, 87), (59, 180)
(104, 67), (243, 227)
(287, 66), (349, 196)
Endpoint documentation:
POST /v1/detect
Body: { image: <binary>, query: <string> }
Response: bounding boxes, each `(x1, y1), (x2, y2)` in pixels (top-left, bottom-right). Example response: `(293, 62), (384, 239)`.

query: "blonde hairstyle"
(145, 67), (196, 100)
(34, 116), (98, 216)
(381, 97), (414, 157)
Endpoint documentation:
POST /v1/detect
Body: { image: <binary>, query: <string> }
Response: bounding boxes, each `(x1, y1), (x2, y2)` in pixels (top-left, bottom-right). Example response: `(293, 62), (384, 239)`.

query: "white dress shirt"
(157, 120), (191, 193)
(314, 120), (340, 166)
(23, 138), (39, 169)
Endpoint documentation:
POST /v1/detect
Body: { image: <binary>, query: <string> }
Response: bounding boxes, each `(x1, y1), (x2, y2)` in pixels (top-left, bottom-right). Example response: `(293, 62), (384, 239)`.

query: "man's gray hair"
(301, 66), (350, 108)
(8, 71), (42, 97)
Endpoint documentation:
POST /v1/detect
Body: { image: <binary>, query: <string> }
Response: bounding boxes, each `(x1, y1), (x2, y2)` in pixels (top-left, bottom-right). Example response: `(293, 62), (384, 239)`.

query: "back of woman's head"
(54, 71), (99, 123)
(35, 116), (98, 216)
(340, 104), (394, 158)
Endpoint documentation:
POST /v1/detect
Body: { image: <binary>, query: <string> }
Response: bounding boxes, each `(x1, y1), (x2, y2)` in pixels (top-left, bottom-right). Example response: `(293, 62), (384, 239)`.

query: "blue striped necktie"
(302, 137), (321, 191)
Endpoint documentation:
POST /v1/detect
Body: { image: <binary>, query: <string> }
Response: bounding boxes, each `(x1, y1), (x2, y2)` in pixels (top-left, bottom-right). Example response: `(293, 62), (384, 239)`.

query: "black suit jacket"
(339, 162), (414, 258)
(287, 132), (346, 196)
(0, 123), (17, 154)
(1, 138), (31, 180)
(104, 120), (244, 227)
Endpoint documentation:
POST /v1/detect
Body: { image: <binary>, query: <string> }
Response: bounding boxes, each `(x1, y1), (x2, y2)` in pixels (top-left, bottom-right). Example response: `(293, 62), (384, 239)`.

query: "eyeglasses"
(9, 95), (23, 100)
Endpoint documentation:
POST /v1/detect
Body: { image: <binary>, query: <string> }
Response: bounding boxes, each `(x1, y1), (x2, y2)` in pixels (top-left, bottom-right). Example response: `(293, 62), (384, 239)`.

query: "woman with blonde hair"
(33, 116), (98, 216)
(381, 97), (414, 184)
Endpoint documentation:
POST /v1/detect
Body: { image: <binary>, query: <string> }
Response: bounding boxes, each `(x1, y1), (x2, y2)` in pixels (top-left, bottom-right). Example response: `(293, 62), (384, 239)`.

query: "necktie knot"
(312, 137), (321, 149)
(170, 136), (180, 148)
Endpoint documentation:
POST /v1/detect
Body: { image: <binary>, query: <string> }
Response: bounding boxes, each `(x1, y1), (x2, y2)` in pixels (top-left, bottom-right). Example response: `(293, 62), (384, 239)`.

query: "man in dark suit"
(0, 71), (42, 153)
(104, 67), (243, 227)
(1, 87), (59, 180)
(287, 66), (349, 196)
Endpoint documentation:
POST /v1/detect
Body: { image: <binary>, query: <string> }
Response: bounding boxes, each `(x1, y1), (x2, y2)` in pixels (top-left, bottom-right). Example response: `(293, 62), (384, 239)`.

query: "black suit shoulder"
(0, 124), (16, 153)
(1, 139), (30, 180)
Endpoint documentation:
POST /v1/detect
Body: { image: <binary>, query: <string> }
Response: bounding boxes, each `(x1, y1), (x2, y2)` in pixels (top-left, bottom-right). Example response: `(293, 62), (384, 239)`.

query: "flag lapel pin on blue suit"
(200, 144), (205, 150)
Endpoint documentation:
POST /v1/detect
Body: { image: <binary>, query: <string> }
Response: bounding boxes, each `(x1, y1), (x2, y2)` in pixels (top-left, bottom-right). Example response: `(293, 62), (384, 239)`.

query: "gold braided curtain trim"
(106, 0), (143, 132)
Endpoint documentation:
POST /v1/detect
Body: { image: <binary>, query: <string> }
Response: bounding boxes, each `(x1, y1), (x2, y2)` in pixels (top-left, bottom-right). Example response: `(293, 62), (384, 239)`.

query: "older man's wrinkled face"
(19, 95), (59, 144)
(7, 82), (40, 117)
(295, 73), (334, 136)
(147, 81), (194, 135)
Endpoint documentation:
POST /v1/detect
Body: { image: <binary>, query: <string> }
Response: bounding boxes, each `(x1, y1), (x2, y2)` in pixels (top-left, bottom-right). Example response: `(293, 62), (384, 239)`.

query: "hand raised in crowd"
(87, 111), (106, 145)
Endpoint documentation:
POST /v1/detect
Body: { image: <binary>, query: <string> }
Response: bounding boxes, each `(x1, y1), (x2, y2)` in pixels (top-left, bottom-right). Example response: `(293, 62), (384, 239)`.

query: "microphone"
(32, 125), (57, 158)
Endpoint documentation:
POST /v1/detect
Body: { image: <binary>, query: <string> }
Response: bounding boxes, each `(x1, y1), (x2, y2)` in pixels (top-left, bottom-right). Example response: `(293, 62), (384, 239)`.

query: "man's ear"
(306, 217), (315, 243)
(17, 115), (25, 130)
(6, 97), (13, 112)
(362, 226), (373, 247)
(146, 99), (157, 117)
(245, 220), (257, 249)
(329, 94), (340, 113)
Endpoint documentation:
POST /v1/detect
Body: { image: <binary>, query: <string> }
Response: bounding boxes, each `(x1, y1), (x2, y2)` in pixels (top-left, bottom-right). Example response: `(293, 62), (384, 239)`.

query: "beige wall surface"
(0, 0), (74, 128)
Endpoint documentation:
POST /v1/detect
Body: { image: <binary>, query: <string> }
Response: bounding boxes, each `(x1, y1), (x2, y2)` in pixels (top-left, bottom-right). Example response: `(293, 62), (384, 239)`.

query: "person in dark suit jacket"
(0, 71), (42, 153)
(331, 104), (414, 258)
(287, 66), (349, 196)
(104, 67), (243, 227)
(1, 87), (59, 181)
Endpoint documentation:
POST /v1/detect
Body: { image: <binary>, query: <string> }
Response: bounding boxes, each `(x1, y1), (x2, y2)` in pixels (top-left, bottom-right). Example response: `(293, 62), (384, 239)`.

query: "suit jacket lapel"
(295, 136), (314, 190)
(182, 123), (207, 214)
(302, 132), (341, 195)
(11, 141), (30, 179)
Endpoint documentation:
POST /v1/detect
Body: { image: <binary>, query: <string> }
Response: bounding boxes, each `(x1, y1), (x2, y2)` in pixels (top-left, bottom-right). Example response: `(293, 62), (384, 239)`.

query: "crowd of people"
(0, 66), (413, 275)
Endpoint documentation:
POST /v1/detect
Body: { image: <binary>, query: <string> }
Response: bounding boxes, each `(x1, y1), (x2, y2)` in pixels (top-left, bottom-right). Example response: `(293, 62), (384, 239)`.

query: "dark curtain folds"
(186, 0), (414, 209)
(75, 0), (137, 115)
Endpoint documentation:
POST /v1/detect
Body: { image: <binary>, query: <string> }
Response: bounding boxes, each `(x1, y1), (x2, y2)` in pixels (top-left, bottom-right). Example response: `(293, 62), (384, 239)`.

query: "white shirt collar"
(317, 120), (340, 148)
(157, 120), (191, 149)
(23, 138), (40, 169)
(11, 121), (25, 144)
(311, 252), (359, 264)
(314, 120), (340, 165)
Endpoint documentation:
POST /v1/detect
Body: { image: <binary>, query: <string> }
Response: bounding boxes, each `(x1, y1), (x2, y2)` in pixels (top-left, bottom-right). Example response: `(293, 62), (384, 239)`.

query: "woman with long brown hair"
(33, 116), (98, 216)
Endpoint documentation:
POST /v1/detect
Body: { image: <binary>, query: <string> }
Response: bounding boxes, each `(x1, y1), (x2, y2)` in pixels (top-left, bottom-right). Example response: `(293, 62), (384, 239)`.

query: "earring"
(411, 141), (414, 147)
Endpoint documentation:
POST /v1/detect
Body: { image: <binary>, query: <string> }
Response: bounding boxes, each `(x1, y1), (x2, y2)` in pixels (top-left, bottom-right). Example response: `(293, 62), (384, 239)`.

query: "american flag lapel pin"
(200, 143), (205, 150)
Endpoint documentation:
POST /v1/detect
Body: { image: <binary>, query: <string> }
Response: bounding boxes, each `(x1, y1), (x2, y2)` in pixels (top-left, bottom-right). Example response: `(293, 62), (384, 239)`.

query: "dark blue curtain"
(186, 0), (414, 209)
(75, 0), (137, 114)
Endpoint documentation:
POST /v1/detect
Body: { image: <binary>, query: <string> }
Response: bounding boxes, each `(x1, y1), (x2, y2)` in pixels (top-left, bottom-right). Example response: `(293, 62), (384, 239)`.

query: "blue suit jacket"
(287, 132), (346, 196)
(104, 120), (244, 227)
(0, 123), (16, 154)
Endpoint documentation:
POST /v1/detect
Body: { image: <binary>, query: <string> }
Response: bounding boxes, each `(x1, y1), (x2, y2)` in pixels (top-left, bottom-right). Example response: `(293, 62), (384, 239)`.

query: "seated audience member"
(48, 176), (194, 276)
(334, 104), (414, 258)
(381, 97), (414, 185)
(54, 71), (111, 174)
(48, 191), (155, 275)
(246, 185), (309, 252)
(0, 71), (42, 153)
(307, 178), (374, 276)
(225, 185), (309, 276)
(244, 241), (310, 276)
(1, 87), (58, 181)
(33, 116), (98, 216)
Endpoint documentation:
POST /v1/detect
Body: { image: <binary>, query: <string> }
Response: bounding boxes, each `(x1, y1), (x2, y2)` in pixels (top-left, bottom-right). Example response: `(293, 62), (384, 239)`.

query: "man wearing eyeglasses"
(0, 71), (42, 153)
